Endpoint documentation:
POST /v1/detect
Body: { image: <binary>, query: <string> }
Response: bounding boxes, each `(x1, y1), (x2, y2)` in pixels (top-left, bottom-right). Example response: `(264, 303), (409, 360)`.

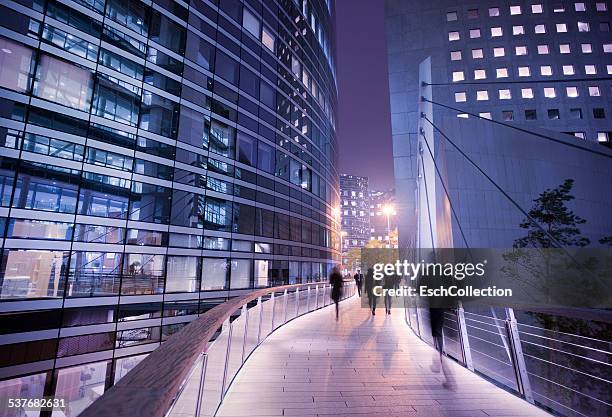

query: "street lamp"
(382, 204), (395, 248)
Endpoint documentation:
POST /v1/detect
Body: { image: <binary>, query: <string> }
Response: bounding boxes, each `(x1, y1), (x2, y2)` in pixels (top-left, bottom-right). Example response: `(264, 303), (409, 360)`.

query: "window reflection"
(201, 258), (228, 291)
(67, 251), (122, 297)
(166, 256), (200, 292)
(0, 373), (46, 416)
(0, 249), (69, 299)
(0, 37), (34, 93)
(33, 54), (93, 111)
(8, 219), (73, 240)
(113, 354), (148, 384)
(121, 254), (165, 295)
(53, 361), (109, 417)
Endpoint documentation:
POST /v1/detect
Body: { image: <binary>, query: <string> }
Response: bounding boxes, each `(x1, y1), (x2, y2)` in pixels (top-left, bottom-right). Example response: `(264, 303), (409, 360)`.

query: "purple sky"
(334, 0), (394, 190)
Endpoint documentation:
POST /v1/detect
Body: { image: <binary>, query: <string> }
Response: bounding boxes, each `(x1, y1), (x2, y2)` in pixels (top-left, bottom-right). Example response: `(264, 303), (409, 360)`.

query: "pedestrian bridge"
(81, 283), (608, 417)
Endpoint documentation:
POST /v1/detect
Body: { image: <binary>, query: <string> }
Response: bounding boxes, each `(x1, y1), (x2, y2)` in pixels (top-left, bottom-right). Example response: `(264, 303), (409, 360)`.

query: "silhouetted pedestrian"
(429, 307), (456, 389)
(330, 266), (343, 321)
(353, 269), (363, 297)
(383, 274), (399, 315)
(364, 267), (377, 315)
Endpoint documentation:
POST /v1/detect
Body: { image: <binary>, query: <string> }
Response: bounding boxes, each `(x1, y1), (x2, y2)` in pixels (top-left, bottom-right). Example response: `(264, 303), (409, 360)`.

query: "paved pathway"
(217, 296), (550, 417)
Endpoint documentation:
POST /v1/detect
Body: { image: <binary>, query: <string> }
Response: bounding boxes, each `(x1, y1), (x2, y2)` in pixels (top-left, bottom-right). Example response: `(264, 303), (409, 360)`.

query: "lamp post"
(340, 231), (347, 271)
(382, 205), (395, 248)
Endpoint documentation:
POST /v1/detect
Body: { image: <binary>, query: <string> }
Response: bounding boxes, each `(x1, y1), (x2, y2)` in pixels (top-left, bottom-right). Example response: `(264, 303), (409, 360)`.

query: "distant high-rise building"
(369, 188), (397, 248)
(339, 175), (370, 262)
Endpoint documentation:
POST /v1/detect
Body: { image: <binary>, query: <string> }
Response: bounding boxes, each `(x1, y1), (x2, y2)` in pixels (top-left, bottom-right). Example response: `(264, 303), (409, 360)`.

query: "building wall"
(339, 174), (369, 251)
(0, 0), (339, 411)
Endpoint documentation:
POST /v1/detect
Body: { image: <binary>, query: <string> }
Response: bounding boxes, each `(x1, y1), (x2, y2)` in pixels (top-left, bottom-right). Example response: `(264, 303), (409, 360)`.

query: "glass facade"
(0, 0), (338, 414)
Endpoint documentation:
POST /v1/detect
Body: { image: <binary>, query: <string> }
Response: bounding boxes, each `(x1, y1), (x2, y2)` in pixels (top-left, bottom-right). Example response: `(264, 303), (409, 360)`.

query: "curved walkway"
(217, 296), (550, 417)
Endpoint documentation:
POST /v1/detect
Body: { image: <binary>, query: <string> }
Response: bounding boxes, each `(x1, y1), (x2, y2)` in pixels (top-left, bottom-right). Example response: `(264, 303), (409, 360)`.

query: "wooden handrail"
(80, 282), (335, 417)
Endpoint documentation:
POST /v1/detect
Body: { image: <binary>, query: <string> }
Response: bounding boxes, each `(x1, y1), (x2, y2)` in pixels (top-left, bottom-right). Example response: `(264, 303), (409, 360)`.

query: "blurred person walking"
(353, 269), (363, 297)
(330, 266), (343, 321)
(364, 267), (377, 315)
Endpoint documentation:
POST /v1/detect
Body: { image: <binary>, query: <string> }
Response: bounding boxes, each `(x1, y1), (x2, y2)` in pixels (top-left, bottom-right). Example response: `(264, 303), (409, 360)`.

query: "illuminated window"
(605, 44), (612, 53)
(513, 25), (525, 35)
(585, 65), (597, 74)
(457, 113), (469, 118)
(472, 48), (484, 59)
(476, 90), (489, 100)
(521, 88), (534, 98)
(578, 22), (589, 32)
(540, 65), (553, 76)
(474, 69), (486, 79)
(515, 46), (527, 55)
(554, 5), (565, 12)
(556, 23), (568, 32)
(452, 71), (465, 82)
(574, 132), (586, 139)
(597, 3), (608, 12)
(537, 44), (549, 54)
(470, 29), (481, 38)
(518, 66), (530, 77)
(560, 44), (571, 54)
(455, 92), (467, 102)
(535, 24), (546, 33)
(597, 132), (609, 143)
(575, 3), (586, 11)
(479, 112), (492, 119)
(510, 5), (521, 14)
(532, 4), (543, 13)
(447, 11), (458, 21)
(491, 27), (503, 37)
(451, 50), (462, 60)
(493, 47), (505, 57)
(588, 86), (600, 96)
(544, 87), (556, 98)
(499, 89), (511, 100)
(563, 65), (575, 75)
(566, 87), (579, 97)
(449, 31), (460, 41)
(496, 68), (509, 78)
(607, 65), (612, 74)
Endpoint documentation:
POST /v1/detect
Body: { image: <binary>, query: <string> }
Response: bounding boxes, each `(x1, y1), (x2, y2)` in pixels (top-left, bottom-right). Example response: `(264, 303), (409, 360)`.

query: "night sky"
(334, 0), (394, 190)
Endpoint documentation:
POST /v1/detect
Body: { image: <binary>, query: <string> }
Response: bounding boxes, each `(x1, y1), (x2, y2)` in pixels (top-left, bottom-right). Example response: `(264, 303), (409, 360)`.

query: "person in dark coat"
(383, 274), (399, 315)
(364, 267), (377, 315)
(353, 269), (363, 297)
(330, 266), (343, 321)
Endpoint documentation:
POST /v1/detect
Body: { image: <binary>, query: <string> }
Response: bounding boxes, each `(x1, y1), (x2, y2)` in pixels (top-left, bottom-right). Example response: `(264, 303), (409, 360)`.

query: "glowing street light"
(382, 204), (396, 248)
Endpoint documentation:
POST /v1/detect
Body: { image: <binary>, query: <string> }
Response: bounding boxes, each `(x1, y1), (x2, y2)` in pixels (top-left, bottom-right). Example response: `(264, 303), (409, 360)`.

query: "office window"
(515, 46), (527, 55)
(476, 90), (489, 100)
(451, 50), (462, 60)
(261, 26), (275, 52)
(540, 65), (552, 76)
(566, 86), (579, 97)
(532, 4), (543, 13)
(479, 112), (492, 119)
(535, 24), (546, 33)
(597, 132), (610, 142)
(560, 44), (571, 54)
(513, 25), (525, 35)
(470, 28), (481, 38)
(457, 114), (469, 118)
(493, 47), (505, 57)
(522, 88), (534, 98)
(518, 67), (530, 77)
(544, 87), (556, 98)
(474, 69), (486, 79)
(447, 11), (458, 21)
(537, 44), (549, 54)
(554, 5), (565, 12)
(578, 22), (589, 32)
(291, 55), (301, 77)
(580, 43), (591, 54)
(455, 92), (467, 102)
(600, 22), (610, 32)
(605, 44), (612, 52)
(588, 86), (601, 96)
(502, 111), (514, 121)
(491, 27), (503, 37)
(556, 23), (568, 33)
(593, 108), (606, 119)
(563, 65), (575, 75)
(0, 38), (34, 93)
(548, 109), (560, 119)
(597, 3), (608, 11)
(448, 31), (460, 41)
(574, 132), (586, 139)
(608, 65), (612, 74)
(472, 49), (484, 58)
(452, 71), (465, 82)
(489, 7), (500, 16)
(585, 65), (597, 74)
(242, 8), (260, 38)
(166, 256), (199, 293)
(510, 5), (521, 15)
(570, 108), (583, 119)
(525, 109), (537, 120)
(496, 68), (509, 78)
(499, 89), (511, 99)
(467, 9), (479, 19)
(33, 55), (93, 111)
(575, 2), (586, 11)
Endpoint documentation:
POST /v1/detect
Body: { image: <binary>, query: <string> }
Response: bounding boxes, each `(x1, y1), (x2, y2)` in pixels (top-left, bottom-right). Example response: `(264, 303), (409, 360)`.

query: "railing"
(403, 298), (612, 417)
(80, 281), (355, 417)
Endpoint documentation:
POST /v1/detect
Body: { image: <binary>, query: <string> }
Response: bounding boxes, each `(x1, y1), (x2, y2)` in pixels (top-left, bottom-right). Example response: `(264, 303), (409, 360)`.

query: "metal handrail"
(80, 280), (355, 417)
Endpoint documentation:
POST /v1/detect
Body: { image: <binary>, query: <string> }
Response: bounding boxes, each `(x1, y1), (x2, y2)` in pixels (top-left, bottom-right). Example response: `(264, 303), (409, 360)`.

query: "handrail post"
(505, 307), (534, 404)
(314, 285), (319, 309)
(294, 287), (300, 317)
(240, 304), (249, 363)
(194, 352), (208, 417)
(282, 289), (288, 324)
(221, 318), (233, 398)
(456, 301), (474, 371)
(256, 296), (263, 345)
(270, 292), (276, 331)
(306, 285), (311, 311)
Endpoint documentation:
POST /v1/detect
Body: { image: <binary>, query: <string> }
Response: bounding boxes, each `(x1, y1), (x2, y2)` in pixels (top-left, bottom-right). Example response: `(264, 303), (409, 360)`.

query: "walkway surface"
(217, 296), (550, 417)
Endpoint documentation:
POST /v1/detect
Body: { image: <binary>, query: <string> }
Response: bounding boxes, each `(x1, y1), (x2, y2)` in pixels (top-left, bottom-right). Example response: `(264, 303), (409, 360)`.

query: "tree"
(345, 248), (361, 272)
(599, 236), (612, 246)
(365, 239), (385, 249)
(513, 179), (590, 248)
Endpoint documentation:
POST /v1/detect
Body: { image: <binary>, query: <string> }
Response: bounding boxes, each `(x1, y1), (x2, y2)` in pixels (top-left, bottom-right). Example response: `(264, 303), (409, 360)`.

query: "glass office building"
(0, 0), (338, 413)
